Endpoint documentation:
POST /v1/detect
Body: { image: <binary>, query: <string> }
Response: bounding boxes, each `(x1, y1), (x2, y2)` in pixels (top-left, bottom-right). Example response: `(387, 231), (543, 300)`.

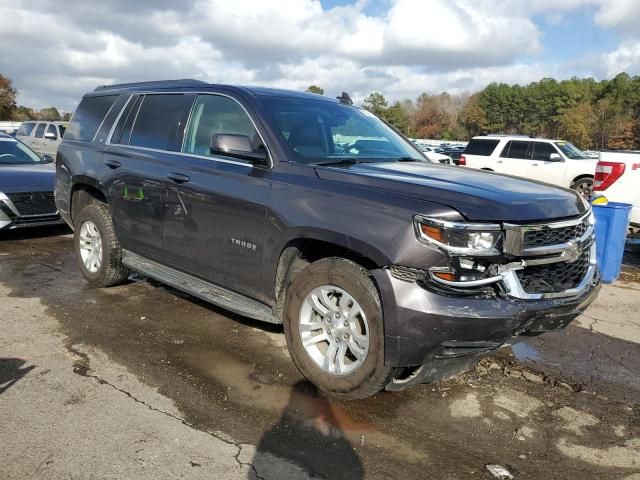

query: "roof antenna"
(336, 92), (353, 105)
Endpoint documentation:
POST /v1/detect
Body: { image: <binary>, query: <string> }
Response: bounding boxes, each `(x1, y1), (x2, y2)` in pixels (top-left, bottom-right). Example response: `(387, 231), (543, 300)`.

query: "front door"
(41, 124), (59, 156)
(162, 93), (271, 298)
(525, 141), (567, 186)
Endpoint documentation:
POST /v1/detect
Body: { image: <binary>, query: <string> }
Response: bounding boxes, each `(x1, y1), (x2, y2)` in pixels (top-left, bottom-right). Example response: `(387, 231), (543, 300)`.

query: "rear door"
(497, 140), (532, 177)
(525, 141), (567, 185)
(161, 92), (272, 297)
(106, 93), (195, 262)
(31, 123), (46, 154)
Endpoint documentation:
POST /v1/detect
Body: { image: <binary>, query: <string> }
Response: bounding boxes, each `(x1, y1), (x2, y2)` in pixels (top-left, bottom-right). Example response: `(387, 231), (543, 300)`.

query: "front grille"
(523, 217), (589, 248)
(7, 192), (56, 216)
(516, 251), (590, 294)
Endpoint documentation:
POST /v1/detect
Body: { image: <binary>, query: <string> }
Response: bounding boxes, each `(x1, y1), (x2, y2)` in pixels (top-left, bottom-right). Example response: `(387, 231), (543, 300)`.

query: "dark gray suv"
(55, 80), (599, 398)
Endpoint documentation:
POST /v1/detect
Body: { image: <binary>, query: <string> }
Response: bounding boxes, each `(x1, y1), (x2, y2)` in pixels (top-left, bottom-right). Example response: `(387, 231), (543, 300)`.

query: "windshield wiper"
(312, 159), (366, 166)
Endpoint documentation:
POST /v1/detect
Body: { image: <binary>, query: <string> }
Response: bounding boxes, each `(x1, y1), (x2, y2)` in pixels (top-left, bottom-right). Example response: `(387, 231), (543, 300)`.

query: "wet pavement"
(1, 227), (640, 479)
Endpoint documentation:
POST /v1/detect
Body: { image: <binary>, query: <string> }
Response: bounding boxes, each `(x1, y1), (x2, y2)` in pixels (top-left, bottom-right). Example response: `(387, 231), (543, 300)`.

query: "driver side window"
(182, 95), (259, 159)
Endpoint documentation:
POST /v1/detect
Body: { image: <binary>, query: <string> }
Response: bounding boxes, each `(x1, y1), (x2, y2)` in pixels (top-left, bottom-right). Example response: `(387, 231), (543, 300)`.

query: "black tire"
(571, 177), (593, 198)
(284, 257), (393, 399)
(74, 202), (130, 287)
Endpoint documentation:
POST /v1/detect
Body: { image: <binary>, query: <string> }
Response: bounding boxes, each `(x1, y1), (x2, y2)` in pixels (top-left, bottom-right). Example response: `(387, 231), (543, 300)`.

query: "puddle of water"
(511, 341), (542, 362)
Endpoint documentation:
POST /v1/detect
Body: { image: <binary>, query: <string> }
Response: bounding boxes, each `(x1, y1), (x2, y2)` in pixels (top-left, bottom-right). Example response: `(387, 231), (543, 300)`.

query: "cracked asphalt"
(1, 227), (640, 479)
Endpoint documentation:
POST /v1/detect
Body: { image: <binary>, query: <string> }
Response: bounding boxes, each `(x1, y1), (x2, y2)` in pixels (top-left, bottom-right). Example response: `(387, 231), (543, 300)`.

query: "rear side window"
(464, 139), (499, 156)
(17, 122), (35, 136)
(65, 95), (118, 141)
(34, 123), (46, 138)
(58, 125), (66, 137)
(501, 141), (530, 159)
(531, 142), (557, 161)
(129, 94), (192, 151)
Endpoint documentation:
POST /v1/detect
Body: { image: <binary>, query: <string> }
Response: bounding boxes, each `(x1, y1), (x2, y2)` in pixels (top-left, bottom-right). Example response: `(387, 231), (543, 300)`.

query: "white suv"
(460, 135), (597, 196)
(16, 121), (68, 157)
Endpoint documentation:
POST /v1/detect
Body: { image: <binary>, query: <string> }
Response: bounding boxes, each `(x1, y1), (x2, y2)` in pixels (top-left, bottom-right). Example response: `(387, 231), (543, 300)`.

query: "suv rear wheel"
(74, 202), (130, 287)
(284, 257), (393, 399)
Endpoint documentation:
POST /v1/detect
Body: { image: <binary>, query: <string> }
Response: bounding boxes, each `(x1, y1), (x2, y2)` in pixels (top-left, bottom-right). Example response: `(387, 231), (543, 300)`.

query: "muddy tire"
(74, 202), (130, 287)
(284, 257), (393, 399)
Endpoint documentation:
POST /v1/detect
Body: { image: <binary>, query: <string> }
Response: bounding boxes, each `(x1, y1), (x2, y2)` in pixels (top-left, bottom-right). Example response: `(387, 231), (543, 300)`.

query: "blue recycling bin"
(592, 202), (632, 283)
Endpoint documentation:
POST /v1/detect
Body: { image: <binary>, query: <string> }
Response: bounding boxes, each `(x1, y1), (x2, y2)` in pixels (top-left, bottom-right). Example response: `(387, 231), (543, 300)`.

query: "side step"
(122, 250), (279, 324)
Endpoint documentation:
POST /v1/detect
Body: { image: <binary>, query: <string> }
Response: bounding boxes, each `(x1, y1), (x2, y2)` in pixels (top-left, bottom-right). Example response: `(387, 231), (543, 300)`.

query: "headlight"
(414, 215), (503, 256)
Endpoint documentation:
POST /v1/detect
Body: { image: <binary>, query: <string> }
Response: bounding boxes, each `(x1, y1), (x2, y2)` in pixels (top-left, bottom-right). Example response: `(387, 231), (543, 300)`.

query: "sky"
(1, 0), (640, 112)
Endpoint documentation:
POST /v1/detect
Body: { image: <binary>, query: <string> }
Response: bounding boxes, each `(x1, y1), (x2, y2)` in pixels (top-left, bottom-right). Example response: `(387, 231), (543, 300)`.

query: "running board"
(122, 250), (279, 324)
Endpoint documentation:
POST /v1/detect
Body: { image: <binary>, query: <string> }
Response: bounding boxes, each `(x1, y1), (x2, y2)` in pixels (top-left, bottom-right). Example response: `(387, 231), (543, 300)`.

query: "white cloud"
(0, 0), (639, 112)
(602, 41), (640, 77)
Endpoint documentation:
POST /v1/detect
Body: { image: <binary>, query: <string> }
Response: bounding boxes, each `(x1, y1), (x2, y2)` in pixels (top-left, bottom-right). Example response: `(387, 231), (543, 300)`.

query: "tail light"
(458, 155), (466, 166)
(594, 161), (625, 191)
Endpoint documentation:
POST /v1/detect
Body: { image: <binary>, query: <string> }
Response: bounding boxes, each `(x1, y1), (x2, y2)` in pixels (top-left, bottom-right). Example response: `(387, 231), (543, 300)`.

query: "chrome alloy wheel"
(298, 285), (369, 376)
(78, 220), (103, 273)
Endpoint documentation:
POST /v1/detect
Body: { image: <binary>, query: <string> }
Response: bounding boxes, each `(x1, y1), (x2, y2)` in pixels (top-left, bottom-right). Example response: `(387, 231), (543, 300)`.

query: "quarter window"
(531, 142), (558, 161)
(129, 94), (192, 151)
(501, 141), (530, 159)
(34, 123), (46, 138)
(464, 139), (500, 156)
(182, 95), (259, 158)
(65, 95), (118, 141)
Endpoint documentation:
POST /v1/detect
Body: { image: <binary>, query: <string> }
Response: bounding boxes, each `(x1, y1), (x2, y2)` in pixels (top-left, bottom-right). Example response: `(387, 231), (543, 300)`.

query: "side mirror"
(548, 153), (562, 162)
(44, 132), (57, 140)
(42, 154), (54, 163)
(210, 134), (268, 165)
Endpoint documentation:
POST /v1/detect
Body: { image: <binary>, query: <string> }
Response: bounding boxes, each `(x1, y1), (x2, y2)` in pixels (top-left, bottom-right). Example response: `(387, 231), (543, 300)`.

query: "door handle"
(531, 163), (539, 167)
(167, 172), (190, 183)
(105, 159), (121, 169)
(496, 160), (503, 164)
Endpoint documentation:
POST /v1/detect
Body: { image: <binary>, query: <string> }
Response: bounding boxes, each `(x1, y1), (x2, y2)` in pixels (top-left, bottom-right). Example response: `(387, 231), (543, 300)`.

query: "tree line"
(0, 74), (71, 122)
(2, 72), (638, 149)
(309, 72), (640, 150)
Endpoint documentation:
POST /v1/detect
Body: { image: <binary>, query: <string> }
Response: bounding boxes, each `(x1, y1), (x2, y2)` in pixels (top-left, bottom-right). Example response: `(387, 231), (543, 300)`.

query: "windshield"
(0, 138), (44, 165)
(555, 141), (588, 159)
(259, 96), (424, 164)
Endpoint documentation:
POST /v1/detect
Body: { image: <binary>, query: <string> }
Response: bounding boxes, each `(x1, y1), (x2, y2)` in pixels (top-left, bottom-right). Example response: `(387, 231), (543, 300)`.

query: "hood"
(315, 162), (586, 222)
(0, 164), (55, 191)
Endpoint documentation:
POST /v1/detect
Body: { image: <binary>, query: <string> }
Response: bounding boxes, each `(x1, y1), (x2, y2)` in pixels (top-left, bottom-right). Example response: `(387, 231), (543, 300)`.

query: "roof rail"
(94, 79), (208, 91)
(486, 134), (532, 138)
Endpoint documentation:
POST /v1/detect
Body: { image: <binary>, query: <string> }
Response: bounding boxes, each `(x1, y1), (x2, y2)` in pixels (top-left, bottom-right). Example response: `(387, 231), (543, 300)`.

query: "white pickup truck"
(595, 151), (640, 231)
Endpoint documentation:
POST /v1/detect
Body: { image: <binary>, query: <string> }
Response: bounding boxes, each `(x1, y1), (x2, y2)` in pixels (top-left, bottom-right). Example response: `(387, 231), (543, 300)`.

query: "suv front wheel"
(74, 202), (130, 287)
(284, 257), (393, 399)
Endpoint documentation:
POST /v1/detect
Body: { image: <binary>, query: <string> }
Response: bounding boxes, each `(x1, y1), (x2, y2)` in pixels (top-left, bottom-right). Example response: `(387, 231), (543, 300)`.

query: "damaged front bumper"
(372, 267), (600, 390)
